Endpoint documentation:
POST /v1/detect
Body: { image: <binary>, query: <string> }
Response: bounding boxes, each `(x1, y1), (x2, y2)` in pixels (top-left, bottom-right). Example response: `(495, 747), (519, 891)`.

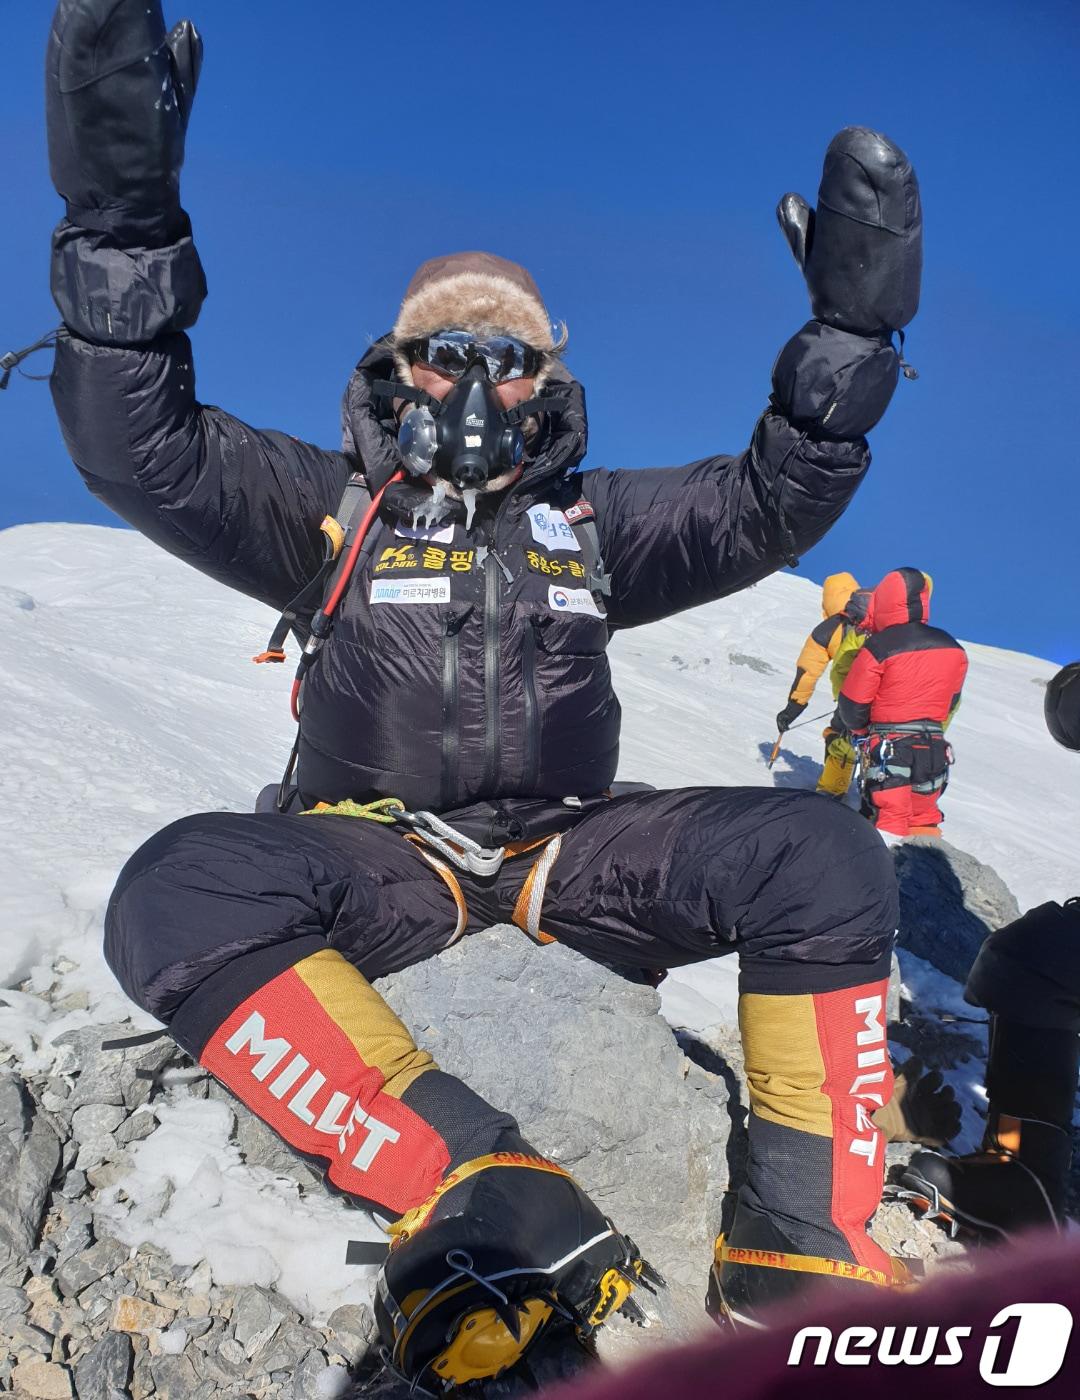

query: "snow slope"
(0, 522), (1076, 1315)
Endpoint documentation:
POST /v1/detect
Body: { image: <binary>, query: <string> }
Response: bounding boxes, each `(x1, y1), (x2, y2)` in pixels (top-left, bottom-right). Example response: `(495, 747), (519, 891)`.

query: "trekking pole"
(788, 708), (833, 731)
(766, 709), (834, 769)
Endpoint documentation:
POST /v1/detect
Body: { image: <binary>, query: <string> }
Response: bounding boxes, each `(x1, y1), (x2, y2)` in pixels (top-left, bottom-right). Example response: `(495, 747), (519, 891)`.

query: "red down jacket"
(835, 568), (967, 734)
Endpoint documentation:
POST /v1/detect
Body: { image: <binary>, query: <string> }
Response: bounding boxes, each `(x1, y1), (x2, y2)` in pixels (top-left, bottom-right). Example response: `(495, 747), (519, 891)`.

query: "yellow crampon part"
(587, 1264), (638, 1326)
(430, 1298), (554, 1386)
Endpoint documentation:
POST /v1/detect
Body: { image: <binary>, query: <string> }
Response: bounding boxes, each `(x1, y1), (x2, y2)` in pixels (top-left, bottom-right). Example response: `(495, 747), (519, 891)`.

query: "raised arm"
(587, 128), (921, 631)
(46, 0), (350, 610)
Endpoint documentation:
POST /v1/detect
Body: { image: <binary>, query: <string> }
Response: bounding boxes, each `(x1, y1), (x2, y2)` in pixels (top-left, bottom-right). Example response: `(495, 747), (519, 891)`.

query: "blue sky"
(2, 0), (1077, 662)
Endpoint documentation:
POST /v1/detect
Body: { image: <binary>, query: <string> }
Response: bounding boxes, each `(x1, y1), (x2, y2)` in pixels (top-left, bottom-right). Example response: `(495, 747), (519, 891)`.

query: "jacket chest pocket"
(531, 609), (608, 659)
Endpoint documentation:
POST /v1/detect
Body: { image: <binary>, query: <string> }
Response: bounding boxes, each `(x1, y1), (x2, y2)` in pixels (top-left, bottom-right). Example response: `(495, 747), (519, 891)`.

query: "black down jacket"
(50, 226), (899, 812)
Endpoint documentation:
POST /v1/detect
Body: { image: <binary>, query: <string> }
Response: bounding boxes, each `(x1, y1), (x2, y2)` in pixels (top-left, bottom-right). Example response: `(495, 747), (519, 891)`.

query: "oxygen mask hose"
(290, 470), (404, 721)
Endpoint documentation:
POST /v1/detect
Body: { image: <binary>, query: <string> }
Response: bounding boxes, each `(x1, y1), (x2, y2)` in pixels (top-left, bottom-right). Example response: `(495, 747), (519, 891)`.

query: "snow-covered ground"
(0, 521), (1076, 1319)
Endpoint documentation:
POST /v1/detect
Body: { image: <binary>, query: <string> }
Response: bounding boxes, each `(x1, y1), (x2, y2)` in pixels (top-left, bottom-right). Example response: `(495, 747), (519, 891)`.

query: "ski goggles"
(405, 330), (544, 383)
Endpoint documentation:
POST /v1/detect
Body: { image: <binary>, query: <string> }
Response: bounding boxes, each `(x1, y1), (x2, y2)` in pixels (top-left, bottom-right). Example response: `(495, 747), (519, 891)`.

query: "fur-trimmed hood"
(392, 251), (556, 351)
(340, 337), (589, 499)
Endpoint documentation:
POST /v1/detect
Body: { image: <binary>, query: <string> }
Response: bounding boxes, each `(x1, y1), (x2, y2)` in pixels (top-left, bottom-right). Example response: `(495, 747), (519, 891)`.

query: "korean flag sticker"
(548, 585), (604, 618)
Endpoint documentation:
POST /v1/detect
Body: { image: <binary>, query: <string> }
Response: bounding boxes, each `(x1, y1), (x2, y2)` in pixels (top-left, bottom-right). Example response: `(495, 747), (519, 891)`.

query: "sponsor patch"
(548, 585), (604, 618)
(526, 549), (587, 581)
(528, 504), (581, 552)
(375, 546), (474, 574)
(370, 578), (451, 605)
(564, 500), (595, 524)
(394, 521), (455, 544)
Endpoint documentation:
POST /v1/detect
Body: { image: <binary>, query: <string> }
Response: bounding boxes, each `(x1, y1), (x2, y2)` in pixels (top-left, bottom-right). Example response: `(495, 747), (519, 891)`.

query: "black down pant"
(105, 787), (898, 1267)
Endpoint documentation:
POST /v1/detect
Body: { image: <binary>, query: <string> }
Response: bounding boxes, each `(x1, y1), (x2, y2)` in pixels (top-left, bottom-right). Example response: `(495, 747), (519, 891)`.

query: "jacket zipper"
(522, 616), (541, 792)
(441, 612), (467, 809)
(482, 547), (509, 793)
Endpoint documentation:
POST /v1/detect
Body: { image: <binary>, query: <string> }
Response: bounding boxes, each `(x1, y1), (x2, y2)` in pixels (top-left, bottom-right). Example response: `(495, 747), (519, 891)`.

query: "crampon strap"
(388, 1154), (572, 1248)
(714, 1234), (912, 1288)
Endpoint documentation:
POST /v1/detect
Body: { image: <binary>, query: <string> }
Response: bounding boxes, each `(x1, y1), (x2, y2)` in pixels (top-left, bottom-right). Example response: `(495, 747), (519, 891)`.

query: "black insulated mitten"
(778, 127), (922, 336)
(46, 0), (202, 248)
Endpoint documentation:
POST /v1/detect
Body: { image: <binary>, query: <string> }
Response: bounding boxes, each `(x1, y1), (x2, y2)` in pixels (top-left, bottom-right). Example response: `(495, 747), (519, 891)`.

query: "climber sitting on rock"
(45, 0), (924, 1383)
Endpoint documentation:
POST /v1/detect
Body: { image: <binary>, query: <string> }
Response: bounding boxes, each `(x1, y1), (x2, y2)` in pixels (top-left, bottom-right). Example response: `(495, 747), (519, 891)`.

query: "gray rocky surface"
(0, 845), (1065, 1396)
(894, 837), (1021, 983)
(0, 1074), (61, 1286)
(380, 926), (731, 1322)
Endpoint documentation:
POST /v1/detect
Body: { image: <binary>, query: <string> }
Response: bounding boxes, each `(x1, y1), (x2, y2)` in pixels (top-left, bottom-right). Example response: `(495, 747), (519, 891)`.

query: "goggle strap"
(371, 379), (441, 411)
(505, 396), (565, 425)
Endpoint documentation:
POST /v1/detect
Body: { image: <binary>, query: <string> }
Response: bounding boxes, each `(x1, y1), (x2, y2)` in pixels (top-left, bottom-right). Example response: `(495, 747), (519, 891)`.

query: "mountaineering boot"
(901, 1129), (1070, 1238)
(709, 1203), (910, 1327)
(707, 982), (910, 1328)
(374, 1134), (661, 1392)
(900, 1017), (1079, 1238)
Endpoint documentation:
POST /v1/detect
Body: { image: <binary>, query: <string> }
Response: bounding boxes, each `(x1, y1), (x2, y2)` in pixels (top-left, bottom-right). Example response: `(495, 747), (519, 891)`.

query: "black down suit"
(54, 304), (903, 1285)
(48, 26), (911, 1302)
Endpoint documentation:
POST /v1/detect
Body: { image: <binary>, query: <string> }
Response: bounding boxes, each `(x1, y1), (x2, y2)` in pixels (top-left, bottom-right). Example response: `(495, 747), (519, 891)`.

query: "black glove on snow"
(777, 127), (922, 337)
(775, 701), (806, 733)
(46, 0), (202, 248)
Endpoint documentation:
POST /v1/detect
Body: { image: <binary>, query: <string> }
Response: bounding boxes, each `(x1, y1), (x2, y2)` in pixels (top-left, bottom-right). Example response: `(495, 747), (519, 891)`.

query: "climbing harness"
(858, 722), (953, 792)
(303, 797), (566, 950)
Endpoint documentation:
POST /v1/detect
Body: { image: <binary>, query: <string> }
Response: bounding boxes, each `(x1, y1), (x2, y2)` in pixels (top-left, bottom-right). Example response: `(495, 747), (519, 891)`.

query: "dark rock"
(131, 1340), (156, 1400)
(0, 1281), (30, 1319)
(728, 650), (776, 674)
(150, 1353), (200, 1399)
(0, 1075), (61, 1286)
(290, 1350), (328, 1399)
(26, 1243), (58, 1277)
(57, 1170), (88, 1201)
(894, 839), (1021, 983)
(55, 1239), (129, 1300)
(74, 1331), (133, 1400)
(254, 1321), (325, 1376)
(229, 1283), (290, 1347)
(116, 1110), (158, 1146)
(7, 1317), (55, 1355)
(325, 1302), (375, 1362)
(55, 1203), (94, 1265)
(50, 1024), (178, 1114)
